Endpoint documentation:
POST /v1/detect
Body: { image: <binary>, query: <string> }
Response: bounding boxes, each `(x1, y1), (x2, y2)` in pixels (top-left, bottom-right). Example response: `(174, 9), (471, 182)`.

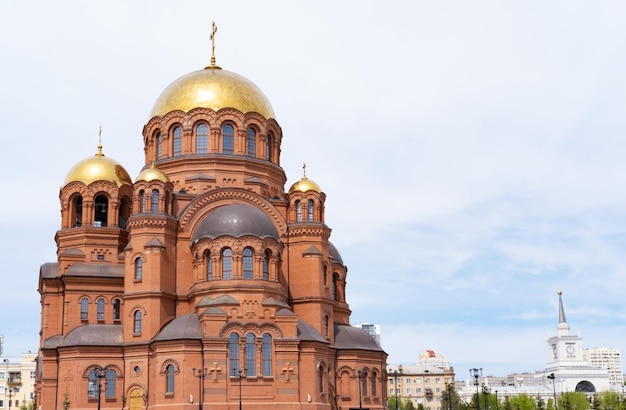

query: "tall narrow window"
(205, 250), (212, 280)
(295, 200), (302, 221)
(247, 127), (256, 157)
(164, 191), (170, 214)
(97, 298), (105, 321)
(243, 248), (253, 279)
(80, 298), (89, 321)
(323, 265), (327, 286)
(324, 315), (329, 337)
(263, 250), (270, 281)
(105, 369), (116, 398)
(266, 133), (273, 160)
(371, 372), (377, 397)
(172, 126), (182, 156)
(156, 132), (163, 158)
(112, 299), (121, 321)
(72, 195), (83, 227)
(165, 364), (175, 394)
(229, 333), (239, 376)
(139, 190), (145, 213)
(88, 369), (99, 398)
(332, 274), (339, 301)
(222, 248), (232, 279)
(318, 365), (324, 393)
(151, 189), (159, 212)
(134, 310), (142, 334)
(222, 124), (234, 154)
(245, 333), (256, 376)
(262, 333), (272, 376)
(134, 258), (143, 281)
(119, 197), (131, 229)
(94, 195), (108, 227)
(307, 199), (314, 221)
(196, 123), (208, 154)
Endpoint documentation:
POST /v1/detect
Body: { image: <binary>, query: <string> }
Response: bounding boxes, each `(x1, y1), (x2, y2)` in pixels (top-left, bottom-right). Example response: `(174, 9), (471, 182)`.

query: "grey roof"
(154, 313), (202, 341)
(65, 263), (125, 277)
(192, 203), (279, 242)
(297, 319), (328, 343)
(40, 263), (60, 278)
(61, 248), (85, 256)
(145, 237), (166, 248)
(43, 334), (64, 349)
(60, 325), (123, 347)
(334, 325), (384, 352)
(186, 173), (217, 183)
(303, 245), (322, 256)
(262, 297), (290, 309)
(197, 294), (240, 307)
(329, 242), (344, 264)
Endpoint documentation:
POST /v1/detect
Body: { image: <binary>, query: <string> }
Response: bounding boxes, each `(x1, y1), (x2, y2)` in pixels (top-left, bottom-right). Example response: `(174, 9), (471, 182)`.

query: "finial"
(557, 291), (562, 296)
(96, 126), (104, 157)
(303, 163), (307, 178)
(210, 21), (218, 66)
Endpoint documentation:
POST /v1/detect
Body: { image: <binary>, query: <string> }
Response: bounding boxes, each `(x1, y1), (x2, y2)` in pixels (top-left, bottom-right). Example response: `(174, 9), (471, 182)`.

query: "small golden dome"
(150, 66), (275, 119)
(64, 146), (132, 188)
(136, 163), (169, 183)
(288, 164), (322, 193)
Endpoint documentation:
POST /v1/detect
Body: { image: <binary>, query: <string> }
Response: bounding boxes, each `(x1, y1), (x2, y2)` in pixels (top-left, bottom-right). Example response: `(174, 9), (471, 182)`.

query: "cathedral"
(36, 31), (387, 410)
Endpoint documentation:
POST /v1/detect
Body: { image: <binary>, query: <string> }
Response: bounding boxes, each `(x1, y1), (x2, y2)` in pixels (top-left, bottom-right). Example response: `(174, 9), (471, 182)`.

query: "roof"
(60, 325), (123, 347)
(334, 325), (384, 351)
(154, 313), (203, 341)
(192, 203), (279, 241)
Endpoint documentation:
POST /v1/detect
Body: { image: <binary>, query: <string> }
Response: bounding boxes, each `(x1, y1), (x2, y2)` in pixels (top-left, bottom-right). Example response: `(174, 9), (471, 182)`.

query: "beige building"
(1, 351), (37, 409)
(584, 347), (624, 388)
(388, 363), (455, 410)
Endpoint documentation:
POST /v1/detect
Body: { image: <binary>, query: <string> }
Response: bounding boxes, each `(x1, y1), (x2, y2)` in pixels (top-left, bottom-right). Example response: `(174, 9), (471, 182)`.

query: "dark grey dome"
(329, 241), (343, 264)
(192, 203), (279, 242)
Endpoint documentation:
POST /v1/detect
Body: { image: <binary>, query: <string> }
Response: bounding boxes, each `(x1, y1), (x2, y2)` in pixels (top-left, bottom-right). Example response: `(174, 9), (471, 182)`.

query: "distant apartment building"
(0, 351), (37, 409)
(585, 347), (624, 387)
(388, 362), (456, 409)
(354, 322), (381, 346)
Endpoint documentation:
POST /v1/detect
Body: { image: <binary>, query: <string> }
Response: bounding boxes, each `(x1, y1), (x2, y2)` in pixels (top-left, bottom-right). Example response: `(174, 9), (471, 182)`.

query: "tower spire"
(557, 291), (567, 324)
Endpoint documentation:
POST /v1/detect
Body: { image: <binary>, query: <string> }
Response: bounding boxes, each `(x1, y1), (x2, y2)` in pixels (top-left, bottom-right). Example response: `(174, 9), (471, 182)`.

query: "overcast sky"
(1, 1), (626, 377)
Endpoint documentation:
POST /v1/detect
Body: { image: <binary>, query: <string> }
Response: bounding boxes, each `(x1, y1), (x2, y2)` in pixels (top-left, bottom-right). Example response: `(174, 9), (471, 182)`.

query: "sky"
(1, 1), (626, 378)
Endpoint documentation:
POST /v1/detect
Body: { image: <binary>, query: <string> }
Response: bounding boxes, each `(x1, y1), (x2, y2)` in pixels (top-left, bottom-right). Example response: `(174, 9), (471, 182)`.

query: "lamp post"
(495, 390), (498, 410)
(192, 367), (208, 410)
(470, 368), (482, 410)
(547, 373), (557, 410)
(357, 369), (363, 410)
(8, 387), (13, 410)
(92, 367), (111, 410)
(389, 368), (402, 410)
(235, 368), (245, 410)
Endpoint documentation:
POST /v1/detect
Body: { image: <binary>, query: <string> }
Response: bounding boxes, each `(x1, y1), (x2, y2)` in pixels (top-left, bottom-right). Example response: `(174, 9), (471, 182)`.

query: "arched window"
(245, 333), (256, 376)
(318, 364), (324, 393)
(196, 123), (208, 154)
(295, 200), (302, 221)
(72, 195), (83, 227)
(324, 315), (329, 337)
(155, 131), (163, 159)
(222, 248), (232, 279)
(229, 333), (239, 376)
(332, 273), (339, 301)
(263, 250), (270, 281)
(222, 124), (234, 154)
(307, 199), (314, 221)
(105, 369), (116, 398)
(205, 250), (212, 280)
(80, 298), (89, 321)
(243, 248), (253, 279)
(165, 364), (175, 394)
(97, 298), (105, 321)
(88, 369), (99, 398)
(119, 197), (131, 229)
(94, 195), (108, 227)
(262, 333), (272, 376)
(134, 258), (143, 281)
(371, 371), (377, 397)
(139, 190), (146, 213)
(150, 189), (159, 212)
(164, 191), (170, 214)
(323, 265), (327, 286)
(172, 126), (182, 157)
(247, 127), (256, 157)
(266, 133), (273, 161)
(133, 310), (142, 334)
(112, 299), (121, 321)
(361, 370), (368, 397)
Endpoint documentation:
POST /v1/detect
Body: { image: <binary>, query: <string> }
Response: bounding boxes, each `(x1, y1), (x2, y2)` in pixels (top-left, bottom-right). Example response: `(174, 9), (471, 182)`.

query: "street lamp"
(8, 387), (13, 410)
(234, 368), (245, 410)
(92, 367), (112, 410)
(388, 367), (403, 410)
(470, 368), (483, 410)
(495, 390), (498, 410)
(547, 373), (557, 410)
(192, 367), (208, 410)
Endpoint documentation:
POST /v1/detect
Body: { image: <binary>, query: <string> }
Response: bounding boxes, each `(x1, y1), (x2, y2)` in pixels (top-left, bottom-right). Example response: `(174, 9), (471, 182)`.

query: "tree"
(558, 392), (590, 410)
(405, 398), (416, 410)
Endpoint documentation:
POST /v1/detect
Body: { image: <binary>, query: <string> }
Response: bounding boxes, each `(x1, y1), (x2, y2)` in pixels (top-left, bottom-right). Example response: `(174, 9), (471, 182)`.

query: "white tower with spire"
(535, 292), (610, 394)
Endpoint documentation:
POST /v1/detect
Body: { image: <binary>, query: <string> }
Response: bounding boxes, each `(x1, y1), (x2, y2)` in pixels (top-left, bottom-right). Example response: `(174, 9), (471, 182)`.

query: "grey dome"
(329, 242), (343, 264)
(192, 204), (279, 242)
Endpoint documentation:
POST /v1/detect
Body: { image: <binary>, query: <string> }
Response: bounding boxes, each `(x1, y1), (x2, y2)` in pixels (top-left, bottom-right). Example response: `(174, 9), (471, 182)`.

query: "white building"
(584, 347), (624, 388)
(0, 351), (37, 409)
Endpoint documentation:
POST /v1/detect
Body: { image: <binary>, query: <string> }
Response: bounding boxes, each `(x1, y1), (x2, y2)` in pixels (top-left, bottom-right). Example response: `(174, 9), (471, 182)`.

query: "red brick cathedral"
(36, 38), (387, 410)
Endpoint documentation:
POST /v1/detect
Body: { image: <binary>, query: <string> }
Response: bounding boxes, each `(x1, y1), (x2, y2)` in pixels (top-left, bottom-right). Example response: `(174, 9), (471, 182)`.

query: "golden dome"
(64, 146), (132, 188)
(136, 163), (169, 183)
(150, 65), (275, 119)
(288, 176), (322, 194)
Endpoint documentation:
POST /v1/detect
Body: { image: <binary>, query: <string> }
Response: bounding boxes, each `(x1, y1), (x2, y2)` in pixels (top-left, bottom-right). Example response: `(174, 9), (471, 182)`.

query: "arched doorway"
(575, 380), (595, 393)
(129, 388), (144, 410)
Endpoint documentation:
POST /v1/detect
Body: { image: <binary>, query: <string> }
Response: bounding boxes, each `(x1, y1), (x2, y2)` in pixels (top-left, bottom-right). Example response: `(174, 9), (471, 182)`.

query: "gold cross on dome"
(210, 21), (218, 66)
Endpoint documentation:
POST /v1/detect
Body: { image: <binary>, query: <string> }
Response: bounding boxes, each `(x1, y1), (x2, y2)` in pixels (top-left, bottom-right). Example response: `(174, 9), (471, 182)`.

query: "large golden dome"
(150, 65), (275, 119)
(64, 147), (132, 188)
